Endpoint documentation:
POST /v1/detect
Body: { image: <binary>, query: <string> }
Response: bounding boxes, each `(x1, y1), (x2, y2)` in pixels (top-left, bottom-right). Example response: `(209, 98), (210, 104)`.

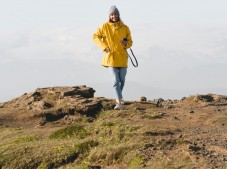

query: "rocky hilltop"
(0, 86), (104, 127)
(0, 86), (226, 169)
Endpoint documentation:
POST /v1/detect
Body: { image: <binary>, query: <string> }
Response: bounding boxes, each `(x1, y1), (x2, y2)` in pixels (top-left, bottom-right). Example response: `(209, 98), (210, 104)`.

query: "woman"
(93, 5), (133, 110)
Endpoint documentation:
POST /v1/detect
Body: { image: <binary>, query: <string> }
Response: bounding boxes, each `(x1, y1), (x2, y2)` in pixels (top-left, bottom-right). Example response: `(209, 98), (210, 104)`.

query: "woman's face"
(109, 13), (119, 22)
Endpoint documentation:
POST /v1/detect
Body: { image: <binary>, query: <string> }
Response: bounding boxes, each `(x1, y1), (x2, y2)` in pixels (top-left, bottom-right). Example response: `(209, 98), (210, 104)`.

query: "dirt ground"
(0, 89), (226, 168)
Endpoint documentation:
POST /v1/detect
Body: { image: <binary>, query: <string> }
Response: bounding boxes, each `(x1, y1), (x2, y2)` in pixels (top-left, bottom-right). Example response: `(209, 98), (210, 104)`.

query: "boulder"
(139, 96), (147, 101)
(2, 86), (103, 124)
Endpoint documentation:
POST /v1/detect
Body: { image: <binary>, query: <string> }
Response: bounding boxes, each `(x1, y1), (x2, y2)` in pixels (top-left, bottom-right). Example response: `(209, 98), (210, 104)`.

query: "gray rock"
(139, 96), (147, 101)
(32, 91), (42, 101)
(181, 97), (186, 101)
(62, 86), (95, 98)
(188, 143), (202, 152)
(156, 98), (164, 107)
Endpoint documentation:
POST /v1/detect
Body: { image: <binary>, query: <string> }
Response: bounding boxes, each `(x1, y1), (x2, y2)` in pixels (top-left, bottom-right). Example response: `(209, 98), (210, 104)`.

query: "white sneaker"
(114, 103), (123, 110)
(121, 100), (125, 105)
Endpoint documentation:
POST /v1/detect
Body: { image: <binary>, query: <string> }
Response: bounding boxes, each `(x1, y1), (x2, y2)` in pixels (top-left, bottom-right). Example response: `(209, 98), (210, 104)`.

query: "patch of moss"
(118, 130), (125, 141)
(76, 140), (99, 154)
(48, 140), (98, 168)
(52, 145), (65, 152)
(47, 93), (59, 100)
(102, 121), (115, 127)
(141, 112), (164, 119)
(96, 110), (114, 119)
(129, 156), (144, 167)
(88, 145), (129, 166)
(37, 162), (48, 169)
(49, 124), (89, 139)
(14, 134), (37, 143)
(178, 139), (186, 145)
(101, 101), (114, 110)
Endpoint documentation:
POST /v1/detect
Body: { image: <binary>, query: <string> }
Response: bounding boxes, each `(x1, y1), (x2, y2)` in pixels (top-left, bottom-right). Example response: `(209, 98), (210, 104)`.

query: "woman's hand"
(104, 47), (110, 52)
(120, 40), (127, 47)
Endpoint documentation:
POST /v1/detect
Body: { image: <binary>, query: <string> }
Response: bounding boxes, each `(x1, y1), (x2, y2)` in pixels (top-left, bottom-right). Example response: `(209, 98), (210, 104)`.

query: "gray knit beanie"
(109, 5), (120, 16)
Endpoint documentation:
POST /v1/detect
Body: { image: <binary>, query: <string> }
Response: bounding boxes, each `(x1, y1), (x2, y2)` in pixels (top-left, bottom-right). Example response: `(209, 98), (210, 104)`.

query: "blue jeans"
(110, 67), (127, 100)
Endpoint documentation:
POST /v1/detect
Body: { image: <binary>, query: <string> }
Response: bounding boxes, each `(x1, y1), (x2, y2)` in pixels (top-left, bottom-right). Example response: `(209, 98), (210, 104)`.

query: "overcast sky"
(0, 0), (227, 102)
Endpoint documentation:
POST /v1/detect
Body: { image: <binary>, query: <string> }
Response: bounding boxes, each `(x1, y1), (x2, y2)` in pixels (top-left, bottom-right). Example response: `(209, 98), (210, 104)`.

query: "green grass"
(47, 93), (59, 100)
(14, 134), (37, 143)
(49, 124), (90, 139)
(141, 113), (163, 119)
(217, 112), (227, 122)
(129, 156), (144, 167)
(101, 101), (114, 110)
(0, 107), (211, 168)
(102, 121), (115, 127)
(0, 136), (98, 169)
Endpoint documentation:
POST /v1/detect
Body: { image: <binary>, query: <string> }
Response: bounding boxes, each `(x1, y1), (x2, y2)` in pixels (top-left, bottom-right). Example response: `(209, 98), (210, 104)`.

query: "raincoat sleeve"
(93, 26), (108, 51)
(125, 26), (133, 49)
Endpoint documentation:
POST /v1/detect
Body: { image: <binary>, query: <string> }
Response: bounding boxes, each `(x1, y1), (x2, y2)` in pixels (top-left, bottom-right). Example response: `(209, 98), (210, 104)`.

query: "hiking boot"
(114, 103), (123, 110)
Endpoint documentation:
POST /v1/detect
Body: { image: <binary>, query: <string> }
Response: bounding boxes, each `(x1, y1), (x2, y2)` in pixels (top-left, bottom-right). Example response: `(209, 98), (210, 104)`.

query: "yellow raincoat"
(93, 21), (133, 67)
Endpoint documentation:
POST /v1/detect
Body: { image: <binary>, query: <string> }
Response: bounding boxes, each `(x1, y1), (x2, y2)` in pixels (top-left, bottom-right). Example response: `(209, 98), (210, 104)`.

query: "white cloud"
(0, 24), (227, 102)
(0, 27), (100, 63)
(1, 23), (226, 64)
(133, 24), (227, 62)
